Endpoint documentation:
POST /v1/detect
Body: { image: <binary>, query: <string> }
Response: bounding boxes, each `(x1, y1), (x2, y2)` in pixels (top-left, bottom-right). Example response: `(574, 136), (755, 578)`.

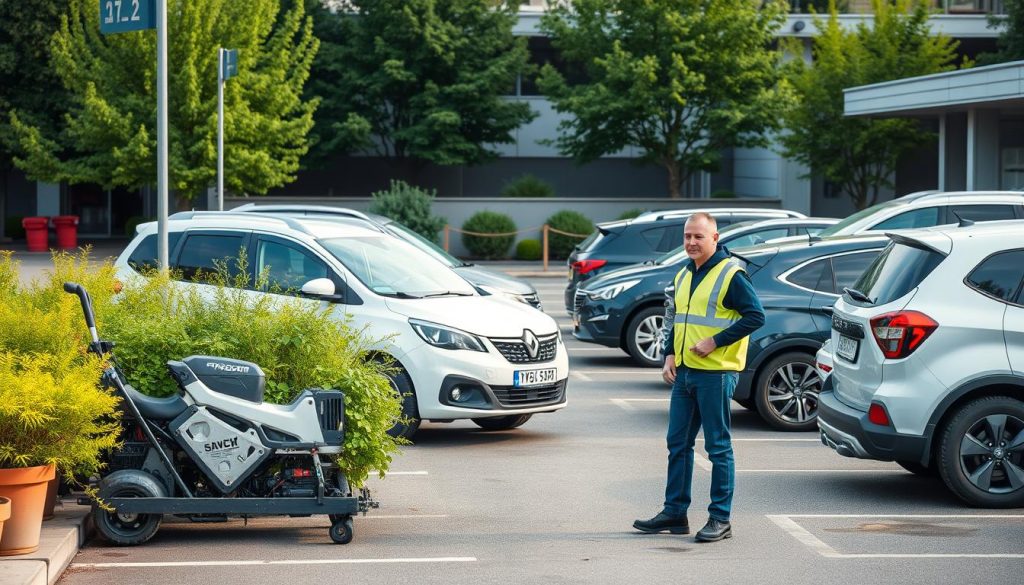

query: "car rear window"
(850, 241), (945, 306)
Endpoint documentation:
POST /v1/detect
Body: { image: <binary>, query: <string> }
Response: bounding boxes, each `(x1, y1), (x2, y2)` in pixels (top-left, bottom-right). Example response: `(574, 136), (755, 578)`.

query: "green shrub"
(546, 210), (593, 260)
(515, 238), (542, 261)
(100, 265), (402, 486)
(617, 208), (646, 220)
(461, 211), (516, 259)
(5, 215), (25, 240)
(711, 189), (736, 199)
(0, 250), (121, 478)
(501, 174), (554, 198)
(369, 180), (447, 244)
(124, 216), (154, 237)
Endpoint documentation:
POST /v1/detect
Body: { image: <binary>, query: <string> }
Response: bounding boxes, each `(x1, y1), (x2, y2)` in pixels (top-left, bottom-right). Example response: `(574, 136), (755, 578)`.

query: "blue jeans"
(663, 368), (737, 522)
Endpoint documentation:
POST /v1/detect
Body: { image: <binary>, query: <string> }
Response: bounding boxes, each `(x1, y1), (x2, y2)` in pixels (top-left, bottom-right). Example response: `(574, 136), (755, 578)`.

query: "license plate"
(514, 368), (557, 387)
(836, 335), (859, 362)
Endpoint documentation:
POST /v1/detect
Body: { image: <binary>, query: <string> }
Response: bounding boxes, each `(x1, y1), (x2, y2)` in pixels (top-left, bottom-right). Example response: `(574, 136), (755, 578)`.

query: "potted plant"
(0, 251), (121, 555)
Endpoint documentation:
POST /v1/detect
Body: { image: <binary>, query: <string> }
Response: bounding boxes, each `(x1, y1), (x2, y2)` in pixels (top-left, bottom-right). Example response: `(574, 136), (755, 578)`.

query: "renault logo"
(523, 330), (540, 359)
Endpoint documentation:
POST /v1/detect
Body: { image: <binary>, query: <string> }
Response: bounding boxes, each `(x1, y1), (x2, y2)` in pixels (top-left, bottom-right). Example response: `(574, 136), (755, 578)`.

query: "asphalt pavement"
(44, 273), (1022, 585)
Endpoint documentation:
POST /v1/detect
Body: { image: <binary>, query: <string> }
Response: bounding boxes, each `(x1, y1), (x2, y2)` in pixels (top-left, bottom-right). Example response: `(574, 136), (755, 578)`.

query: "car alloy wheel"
(755, 352), (821, 431)
(625, 306), (666, 368)
(957, 413), (1024, 495)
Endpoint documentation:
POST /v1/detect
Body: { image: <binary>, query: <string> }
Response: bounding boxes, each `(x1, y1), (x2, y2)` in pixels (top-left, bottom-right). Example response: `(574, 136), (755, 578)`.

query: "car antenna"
(951, 210), (974, 227)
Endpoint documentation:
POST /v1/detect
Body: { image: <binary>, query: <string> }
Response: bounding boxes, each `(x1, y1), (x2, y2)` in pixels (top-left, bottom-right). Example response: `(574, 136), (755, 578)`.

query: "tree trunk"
(666, 162), (681, 199)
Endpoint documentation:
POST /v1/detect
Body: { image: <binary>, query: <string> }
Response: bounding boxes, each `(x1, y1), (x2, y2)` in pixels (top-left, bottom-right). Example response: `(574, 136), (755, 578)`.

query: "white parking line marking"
(694, 452), (713, 471)
(767, 514), (1024, 559)
(581, 370), (662, 375)
(72, 557), (478, 569)
(738, 469), (904, 473)
(610, 398), (669, 411)
(363, 515), (449, 519)
(571, 371), (593, 382)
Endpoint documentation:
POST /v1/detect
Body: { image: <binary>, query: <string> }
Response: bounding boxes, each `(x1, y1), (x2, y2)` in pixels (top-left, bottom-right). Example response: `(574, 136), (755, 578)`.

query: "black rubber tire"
(471, 414), (533, 431)
(624, 306), (666, 368)
(896, 460), (935, 476)
(94, 470), (165, 546)
(330, 517), (354, 544)
(937, 396), (1024, 508)
(754, 351), (822, 432)
(385, 366), (420, 440)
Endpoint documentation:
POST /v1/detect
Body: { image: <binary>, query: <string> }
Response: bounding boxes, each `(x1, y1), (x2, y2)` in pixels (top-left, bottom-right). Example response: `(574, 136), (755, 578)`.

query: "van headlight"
(586, 279), (641, 301)
(409, 319), (488, 352)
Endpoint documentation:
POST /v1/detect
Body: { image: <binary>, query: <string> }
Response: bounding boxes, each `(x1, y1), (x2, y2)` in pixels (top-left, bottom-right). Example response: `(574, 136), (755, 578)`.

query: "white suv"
(818, 220), (1024, 507)
(115, 212), (569, 438)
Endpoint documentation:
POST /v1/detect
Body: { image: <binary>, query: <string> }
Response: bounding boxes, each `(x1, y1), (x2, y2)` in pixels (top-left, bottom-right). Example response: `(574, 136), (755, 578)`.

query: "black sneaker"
(695, 517), (732, 542)
(633, 512), (689, 534)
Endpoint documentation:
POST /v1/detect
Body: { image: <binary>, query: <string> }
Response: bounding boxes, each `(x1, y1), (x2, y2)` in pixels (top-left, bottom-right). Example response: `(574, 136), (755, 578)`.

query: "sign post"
(100, 0), (166, 272)
(217, 48), (238, 211)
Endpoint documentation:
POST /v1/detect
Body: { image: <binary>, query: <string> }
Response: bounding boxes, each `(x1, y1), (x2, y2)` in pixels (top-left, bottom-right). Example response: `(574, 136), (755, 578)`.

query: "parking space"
(61, 273), (1023, 585)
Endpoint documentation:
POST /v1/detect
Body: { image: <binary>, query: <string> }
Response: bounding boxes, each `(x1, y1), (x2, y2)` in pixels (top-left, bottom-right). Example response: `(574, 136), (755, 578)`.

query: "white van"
(115, 212), (569, 438)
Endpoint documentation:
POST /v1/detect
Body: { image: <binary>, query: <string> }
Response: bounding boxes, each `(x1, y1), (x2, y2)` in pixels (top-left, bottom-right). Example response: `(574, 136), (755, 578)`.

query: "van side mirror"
(301, 278), (342, 302)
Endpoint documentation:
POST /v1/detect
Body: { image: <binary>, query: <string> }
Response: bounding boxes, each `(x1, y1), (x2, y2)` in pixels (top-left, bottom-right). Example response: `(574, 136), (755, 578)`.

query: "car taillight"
(817, 362), (832, 374)
(572, 259), (607, 275)
(870, 310), (937, 359)
(867, 402), (890, 427)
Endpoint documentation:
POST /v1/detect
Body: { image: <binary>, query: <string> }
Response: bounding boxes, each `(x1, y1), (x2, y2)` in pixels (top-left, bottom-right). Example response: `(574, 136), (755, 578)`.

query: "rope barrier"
(446, 225), (544, 237)
(442, 223), (592, 271)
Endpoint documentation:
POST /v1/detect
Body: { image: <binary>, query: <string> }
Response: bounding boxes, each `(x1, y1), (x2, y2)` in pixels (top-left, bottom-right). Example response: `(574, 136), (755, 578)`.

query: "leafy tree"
(0, 0), (71, 237)
(538, 0), (789, 199)
(780, 0), (959, 210)
(305, 0), (534, 166)
(977, 0), (1024, 65)
(10, 0), (319, 206)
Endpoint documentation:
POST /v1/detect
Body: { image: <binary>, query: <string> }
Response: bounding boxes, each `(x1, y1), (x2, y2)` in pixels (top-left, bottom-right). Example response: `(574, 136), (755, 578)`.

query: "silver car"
(819, 220), (1024, 507)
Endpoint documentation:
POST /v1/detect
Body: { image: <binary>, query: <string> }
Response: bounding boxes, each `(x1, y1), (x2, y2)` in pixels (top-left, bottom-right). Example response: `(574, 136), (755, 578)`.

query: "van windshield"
(818, 200), (903, 237)
(319, 235), (476, 298)
(385, 222), (462, 268)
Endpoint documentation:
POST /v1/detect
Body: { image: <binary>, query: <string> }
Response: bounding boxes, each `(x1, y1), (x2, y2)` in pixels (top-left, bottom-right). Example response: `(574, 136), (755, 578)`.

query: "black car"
(564, 208), (807, 313)
(573, 234), (890, 431)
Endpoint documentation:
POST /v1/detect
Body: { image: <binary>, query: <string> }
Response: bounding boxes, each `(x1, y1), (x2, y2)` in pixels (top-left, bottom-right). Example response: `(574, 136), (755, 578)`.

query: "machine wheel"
(472, 414), (533, 431)
(937, 396), (1024, 508)
(94, 470), (165, 546)
(624, 306), (665, 368)
(754, 352), (822, 432)
(330, 516), (354, 544)
(385, 366), (420, 440)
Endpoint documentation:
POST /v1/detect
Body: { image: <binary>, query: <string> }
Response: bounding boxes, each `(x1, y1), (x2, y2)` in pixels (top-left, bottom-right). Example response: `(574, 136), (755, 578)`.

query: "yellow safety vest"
(672, 258), (749, 371)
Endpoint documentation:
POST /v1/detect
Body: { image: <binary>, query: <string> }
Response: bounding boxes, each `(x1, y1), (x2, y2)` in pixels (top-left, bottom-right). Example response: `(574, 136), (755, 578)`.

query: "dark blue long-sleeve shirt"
(662, 245), (765, 358)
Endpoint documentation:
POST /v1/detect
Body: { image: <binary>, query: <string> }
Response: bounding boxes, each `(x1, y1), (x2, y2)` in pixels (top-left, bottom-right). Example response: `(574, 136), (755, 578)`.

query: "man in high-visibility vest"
(634, 212), (765, 542)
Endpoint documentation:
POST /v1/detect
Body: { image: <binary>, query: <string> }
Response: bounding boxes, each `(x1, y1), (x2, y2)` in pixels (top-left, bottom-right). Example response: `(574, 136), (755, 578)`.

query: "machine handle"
(63, 281), (99, 343)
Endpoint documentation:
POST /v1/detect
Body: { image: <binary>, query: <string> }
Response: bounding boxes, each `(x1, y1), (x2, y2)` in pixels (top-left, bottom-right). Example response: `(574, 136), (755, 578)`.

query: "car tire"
(937, 396), (1024, 508)
(384, 366), (420, 441)
(472, 414), (533, 431)
(625, 306), (666, 368)
(754, 351), (822, 432)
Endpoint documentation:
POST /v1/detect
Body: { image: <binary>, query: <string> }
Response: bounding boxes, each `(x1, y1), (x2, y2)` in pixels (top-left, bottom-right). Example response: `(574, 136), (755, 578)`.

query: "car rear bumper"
(818, 379), (930, 465)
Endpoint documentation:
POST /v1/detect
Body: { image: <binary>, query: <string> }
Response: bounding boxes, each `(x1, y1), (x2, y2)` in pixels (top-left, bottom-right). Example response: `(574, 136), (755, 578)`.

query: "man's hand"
(689, 337), (717, 358)
(662, 355), (677, 385)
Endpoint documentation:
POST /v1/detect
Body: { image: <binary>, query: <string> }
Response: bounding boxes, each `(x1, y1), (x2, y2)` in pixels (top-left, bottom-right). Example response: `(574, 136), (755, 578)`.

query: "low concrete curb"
(0, 502), (91, 585)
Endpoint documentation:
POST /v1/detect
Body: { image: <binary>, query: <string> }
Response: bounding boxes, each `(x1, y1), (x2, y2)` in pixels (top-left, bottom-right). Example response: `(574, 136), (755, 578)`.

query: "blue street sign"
(222, 49), (238, 81)
(99, 0), (156, 34)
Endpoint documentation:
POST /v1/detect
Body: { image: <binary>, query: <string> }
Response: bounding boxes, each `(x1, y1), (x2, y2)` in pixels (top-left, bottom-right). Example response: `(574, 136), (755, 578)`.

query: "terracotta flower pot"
(42, 477), (59, 521)
(0, 464), (56, 556)
(0, 496), (11, 543)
